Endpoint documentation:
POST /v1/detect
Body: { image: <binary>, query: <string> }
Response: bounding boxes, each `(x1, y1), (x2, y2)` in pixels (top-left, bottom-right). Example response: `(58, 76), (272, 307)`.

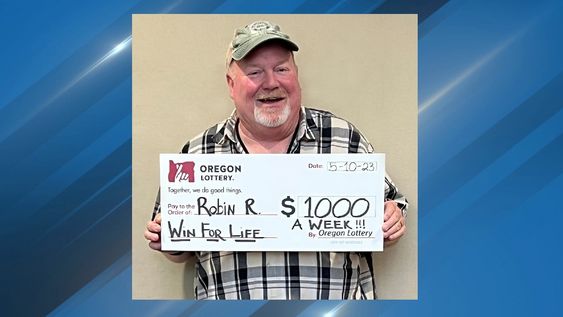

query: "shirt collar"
(213, 109), (238, 145)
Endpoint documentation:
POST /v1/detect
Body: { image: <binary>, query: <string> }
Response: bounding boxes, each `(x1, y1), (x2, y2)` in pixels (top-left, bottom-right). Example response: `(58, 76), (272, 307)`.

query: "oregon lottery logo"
(168, 160), (195, 183)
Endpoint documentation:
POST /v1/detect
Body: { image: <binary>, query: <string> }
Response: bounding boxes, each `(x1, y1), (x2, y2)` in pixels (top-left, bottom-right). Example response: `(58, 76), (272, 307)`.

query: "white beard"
(254, 99), (291, 128)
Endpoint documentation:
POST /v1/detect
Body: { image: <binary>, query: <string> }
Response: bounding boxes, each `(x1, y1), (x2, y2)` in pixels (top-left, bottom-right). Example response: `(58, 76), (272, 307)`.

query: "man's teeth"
(259, 97), (283, 102)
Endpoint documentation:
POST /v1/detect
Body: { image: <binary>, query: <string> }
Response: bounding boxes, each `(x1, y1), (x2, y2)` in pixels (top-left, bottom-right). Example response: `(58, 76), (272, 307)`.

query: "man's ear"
(226, 73), (235, 100)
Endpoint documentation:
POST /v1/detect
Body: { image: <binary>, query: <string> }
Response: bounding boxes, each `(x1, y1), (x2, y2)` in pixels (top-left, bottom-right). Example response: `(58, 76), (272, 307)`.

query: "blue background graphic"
(1, 0), (562, 316)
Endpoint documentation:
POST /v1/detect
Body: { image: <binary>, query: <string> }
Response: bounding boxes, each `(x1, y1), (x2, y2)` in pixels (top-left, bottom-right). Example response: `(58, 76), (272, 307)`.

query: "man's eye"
(276, 68), (289, 73)
(248, 70), (261, 76)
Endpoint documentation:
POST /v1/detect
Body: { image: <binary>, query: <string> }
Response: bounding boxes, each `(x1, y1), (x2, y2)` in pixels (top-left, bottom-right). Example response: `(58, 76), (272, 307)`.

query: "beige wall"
(132, 14), (417, 299)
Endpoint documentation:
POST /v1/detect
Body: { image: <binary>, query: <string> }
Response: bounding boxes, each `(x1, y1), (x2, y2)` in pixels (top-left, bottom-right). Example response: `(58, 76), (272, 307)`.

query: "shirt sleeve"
(152, 188), (161, 221)
(384, 172), (409, 216)
(357, 130), (409, 217)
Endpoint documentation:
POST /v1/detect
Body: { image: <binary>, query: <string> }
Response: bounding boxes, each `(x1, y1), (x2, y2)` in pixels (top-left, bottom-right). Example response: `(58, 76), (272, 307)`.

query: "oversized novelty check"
(159, 153), (385, 252)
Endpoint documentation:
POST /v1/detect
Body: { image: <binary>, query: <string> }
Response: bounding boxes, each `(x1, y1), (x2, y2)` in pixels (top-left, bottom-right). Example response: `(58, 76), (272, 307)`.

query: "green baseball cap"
(227, 21), (299, 66)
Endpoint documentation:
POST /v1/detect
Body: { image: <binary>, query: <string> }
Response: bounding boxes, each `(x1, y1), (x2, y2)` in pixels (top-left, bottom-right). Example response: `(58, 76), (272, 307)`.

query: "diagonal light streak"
(326, 0), (354, 13)
(418, 3), (552, 114)
(60, 194), (131, 252)
(323, 302), (347, 317)
(42, 165), (132, 237)
(0, 35), (133, 143)
(161, 0), (183, 13)
(48, 35), (132, 104)
(419, 32), (520, 114)
(418, 4), (556, 115)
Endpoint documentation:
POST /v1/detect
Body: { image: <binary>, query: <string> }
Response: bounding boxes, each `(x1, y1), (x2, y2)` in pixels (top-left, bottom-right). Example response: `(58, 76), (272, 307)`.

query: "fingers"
(382, 213), (400, 232)
(145, 215), (162, 251)
(382, 200), (406, 240)
(384, 201), (392, 221)
(144, 227), (160, 241)
(382, 205), (400, 232)
(383, 215), (406, 240)
(388, 222), (406, 241)
(148, 241), (162, 251)
(146, 219), (161, 234)
(383, 200), (398, 221)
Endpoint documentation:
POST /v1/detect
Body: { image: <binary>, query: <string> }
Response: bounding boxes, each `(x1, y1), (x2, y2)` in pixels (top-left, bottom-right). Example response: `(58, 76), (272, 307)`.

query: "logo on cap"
(248, 21), (276, 33)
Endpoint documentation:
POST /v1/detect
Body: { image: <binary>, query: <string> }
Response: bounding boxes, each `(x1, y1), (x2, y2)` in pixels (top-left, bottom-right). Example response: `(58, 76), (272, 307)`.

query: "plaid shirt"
(153, 107), (408, 299)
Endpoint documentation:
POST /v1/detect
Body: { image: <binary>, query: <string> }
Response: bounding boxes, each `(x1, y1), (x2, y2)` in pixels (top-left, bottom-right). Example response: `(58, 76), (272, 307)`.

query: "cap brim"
(231, 35), (299, 61)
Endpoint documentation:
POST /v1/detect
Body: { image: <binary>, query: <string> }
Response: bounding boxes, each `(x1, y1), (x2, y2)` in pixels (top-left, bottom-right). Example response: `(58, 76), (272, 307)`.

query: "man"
(144, 20), (408, 300)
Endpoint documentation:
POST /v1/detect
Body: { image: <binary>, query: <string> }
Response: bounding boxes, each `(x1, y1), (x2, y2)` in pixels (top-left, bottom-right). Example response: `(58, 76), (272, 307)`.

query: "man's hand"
(382, 200), (406, 245)
(144, 213), (163, 251)
(144, 213), (192, 262)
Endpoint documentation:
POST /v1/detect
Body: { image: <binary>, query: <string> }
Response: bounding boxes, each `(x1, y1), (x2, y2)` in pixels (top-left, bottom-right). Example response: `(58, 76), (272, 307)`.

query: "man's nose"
(262, 71), (279, 89)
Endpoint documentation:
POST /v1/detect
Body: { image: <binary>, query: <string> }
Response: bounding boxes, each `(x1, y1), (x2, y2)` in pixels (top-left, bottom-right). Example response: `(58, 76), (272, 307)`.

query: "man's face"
(227, 42), (301, 132)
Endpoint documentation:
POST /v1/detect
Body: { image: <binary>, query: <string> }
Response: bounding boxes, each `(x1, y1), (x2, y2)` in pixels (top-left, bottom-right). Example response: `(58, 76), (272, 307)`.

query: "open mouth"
(256, 96), (285, 104)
